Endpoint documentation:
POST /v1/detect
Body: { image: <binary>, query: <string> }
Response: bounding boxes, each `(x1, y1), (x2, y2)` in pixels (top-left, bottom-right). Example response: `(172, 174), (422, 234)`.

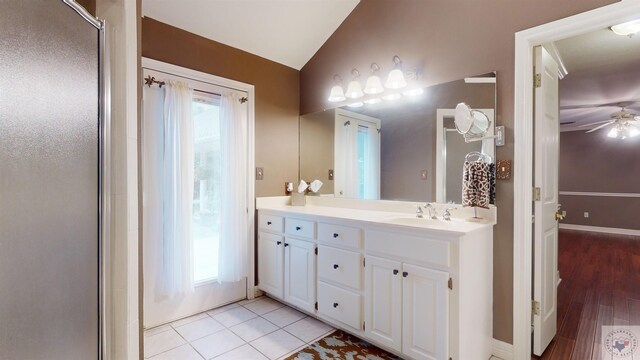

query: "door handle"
(333, 233), (339, 238)
(393, 269), (399, 275)
(267, 221), (272, 225)
(284, 243), (289, 247)
(277, 241), (282, 245)
(402, 271), (408, 278)
(296, 226), (301, 231)
(333, 302), (339, 308)
(333, 264), (339, 269)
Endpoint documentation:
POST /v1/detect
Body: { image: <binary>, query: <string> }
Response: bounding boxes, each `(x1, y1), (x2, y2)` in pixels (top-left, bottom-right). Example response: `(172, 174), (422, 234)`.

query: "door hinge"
(363, 257), (366, 267)
(448, 278), (453, 290)
(315, 302), (318, 310)
(315, 247), (318, 255)
(533, 187), (541, 201)
(532, 300), (540, 316)
(363, 322), (365, 331)
(534, 73), (542, 88)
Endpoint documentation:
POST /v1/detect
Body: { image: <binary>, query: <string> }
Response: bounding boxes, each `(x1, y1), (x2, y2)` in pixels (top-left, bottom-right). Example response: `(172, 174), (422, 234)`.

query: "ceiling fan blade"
(577, 120), (612, 127)
(586, 121), (614, 133)
(560, 100), (640, 111)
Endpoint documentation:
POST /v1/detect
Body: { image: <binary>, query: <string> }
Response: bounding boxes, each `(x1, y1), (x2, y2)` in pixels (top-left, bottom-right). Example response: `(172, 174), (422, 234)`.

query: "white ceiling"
(554, 27), (640, 129)
(142, 0), (360, 70)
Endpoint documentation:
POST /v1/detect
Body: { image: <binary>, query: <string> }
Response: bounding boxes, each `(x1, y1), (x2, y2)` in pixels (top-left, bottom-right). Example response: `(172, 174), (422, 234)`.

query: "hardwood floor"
(533, 229), (640, 360)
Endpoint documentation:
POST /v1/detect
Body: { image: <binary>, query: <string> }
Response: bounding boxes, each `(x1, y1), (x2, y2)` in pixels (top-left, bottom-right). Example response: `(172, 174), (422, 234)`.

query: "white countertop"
(256, 196), (496, 236)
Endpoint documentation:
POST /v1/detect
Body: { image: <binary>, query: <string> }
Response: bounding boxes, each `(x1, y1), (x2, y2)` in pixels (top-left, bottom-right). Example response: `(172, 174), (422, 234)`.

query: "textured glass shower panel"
(0, 1), (99, 359)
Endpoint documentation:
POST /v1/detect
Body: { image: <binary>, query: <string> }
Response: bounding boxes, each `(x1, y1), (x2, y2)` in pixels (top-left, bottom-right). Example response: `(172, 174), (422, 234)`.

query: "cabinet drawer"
(285, 218), (315, 239)
(366, 230), (450, 268)
(259, 214), (284, 233)
(318, 246), (362, 290)
(318, 223), (362, 249)
(318, 281), (362, 331)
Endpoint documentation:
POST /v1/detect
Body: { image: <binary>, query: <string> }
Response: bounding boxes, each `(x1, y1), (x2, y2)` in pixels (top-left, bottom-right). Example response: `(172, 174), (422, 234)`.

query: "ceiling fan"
(577, 106), (640, 139)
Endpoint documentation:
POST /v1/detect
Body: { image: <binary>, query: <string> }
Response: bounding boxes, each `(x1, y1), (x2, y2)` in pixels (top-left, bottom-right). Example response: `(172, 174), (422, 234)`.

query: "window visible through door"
(192, 92), (221, 283)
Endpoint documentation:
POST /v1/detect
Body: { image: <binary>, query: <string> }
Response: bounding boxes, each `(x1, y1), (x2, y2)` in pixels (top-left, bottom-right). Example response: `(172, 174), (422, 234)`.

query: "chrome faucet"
(442, 207), (457, 221)
(424, 203), (438, 220)
(416, 205), (424, 218)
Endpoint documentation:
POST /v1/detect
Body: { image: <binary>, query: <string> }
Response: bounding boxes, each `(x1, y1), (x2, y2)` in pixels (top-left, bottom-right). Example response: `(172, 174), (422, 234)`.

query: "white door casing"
(532, 45), (559, 356)
(402, 263), (449, 360)
(365, 256), (402, 352)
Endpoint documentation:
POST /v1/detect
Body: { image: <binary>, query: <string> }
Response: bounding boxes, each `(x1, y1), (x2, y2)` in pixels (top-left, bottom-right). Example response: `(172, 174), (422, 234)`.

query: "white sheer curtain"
(161, 81), (195, 297)
(218, 93), (248, 282)
(341, 121), (359, 198)
(363, 125), (380, 199)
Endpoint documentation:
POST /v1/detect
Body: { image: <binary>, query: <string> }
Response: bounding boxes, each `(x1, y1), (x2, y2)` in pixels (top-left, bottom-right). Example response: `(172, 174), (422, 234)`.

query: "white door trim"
(512, 2), (640, 359)
(141, 57), (257, 301)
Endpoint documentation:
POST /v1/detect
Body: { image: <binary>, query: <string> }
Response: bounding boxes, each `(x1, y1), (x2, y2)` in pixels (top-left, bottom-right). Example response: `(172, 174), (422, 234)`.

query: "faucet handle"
(443, 207), (457, 221)
(415, 205), (424, 218)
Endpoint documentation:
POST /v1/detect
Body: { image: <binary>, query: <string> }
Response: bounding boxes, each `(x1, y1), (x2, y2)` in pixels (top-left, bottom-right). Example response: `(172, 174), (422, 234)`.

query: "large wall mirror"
(299, 72), (497, 204)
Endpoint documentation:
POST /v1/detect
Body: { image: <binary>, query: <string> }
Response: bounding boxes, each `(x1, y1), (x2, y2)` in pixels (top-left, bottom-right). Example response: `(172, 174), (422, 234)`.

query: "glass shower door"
(0, 1), (100, 359)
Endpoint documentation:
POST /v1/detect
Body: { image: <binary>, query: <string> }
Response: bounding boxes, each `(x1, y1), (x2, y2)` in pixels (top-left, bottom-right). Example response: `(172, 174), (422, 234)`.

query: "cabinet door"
(258, 232), (284, 299)
(364, 256), (402, 352)
(402, 264), (449, 360)
(284, 237), (316, 312)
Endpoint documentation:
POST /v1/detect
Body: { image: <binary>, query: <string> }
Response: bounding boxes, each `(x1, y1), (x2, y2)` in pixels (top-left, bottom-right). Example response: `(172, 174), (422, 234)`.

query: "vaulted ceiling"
(142, 0), (360, 70)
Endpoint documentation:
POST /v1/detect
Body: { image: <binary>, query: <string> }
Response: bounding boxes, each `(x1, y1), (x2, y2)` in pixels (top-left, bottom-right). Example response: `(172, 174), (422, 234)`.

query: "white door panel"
(284, 237), (316, 312)
(258, 232), (284, 299)
(533, 45), (559, 356)
(365, 256), (402, 351)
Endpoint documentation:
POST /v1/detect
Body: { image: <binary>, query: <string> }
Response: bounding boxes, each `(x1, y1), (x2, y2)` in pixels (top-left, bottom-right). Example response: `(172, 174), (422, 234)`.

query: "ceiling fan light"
(629, 126), (640, 138)
(611, 19), (640, 37)
(328, 85), (346, 102)
(607, 127), (618, 138)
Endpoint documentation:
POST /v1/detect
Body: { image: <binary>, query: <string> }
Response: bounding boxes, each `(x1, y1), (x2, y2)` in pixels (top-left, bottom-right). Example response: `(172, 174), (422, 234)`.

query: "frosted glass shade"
(364, 75), (384, 94)
(611, 20), (640, 37)
(345, 80), (364, 99)
(328, 85), (346, 102)
(385, 69), (407, 89)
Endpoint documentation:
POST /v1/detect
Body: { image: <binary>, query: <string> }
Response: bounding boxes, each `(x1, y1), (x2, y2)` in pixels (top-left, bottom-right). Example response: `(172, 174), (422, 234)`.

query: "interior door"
(284, 237), (316, 312)
(532, 45), (560, 356)
(365, 256), (402, 352)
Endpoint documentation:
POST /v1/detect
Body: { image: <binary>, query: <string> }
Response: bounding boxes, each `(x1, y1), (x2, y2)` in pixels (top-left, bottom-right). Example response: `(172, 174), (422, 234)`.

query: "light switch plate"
(496, 159), (511, 180)
(256, 167), (264, 180)
(495, 126), (505, 146)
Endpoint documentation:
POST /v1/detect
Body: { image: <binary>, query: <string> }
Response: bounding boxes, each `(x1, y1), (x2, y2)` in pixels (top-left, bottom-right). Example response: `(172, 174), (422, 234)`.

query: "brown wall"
(141, 17), (300, 197)
(559, 130), (640, 229)
(299, 0), (616, 344)
(77, 0), (96, 16)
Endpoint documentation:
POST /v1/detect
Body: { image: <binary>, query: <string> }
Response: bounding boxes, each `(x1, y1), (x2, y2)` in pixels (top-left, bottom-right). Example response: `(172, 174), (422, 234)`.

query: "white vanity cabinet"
(257, 214), (316, 313)
(256, 205), (493, 360)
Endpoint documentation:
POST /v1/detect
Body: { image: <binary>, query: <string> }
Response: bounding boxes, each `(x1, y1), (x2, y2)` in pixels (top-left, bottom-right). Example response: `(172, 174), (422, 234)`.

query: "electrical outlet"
(420, 170), (428, 180)
(256, 167), (264, 180)
(328, 169), (334, 180)
(584, 212), (589, 218)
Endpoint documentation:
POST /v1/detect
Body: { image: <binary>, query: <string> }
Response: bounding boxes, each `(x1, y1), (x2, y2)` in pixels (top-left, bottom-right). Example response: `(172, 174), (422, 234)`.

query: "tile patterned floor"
(144, 296), (334, 360)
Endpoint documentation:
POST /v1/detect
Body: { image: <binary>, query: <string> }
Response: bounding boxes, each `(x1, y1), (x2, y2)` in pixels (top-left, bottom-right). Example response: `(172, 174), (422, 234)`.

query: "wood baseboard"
(492, 338), (514, 360)
(559, 224), (640, 236)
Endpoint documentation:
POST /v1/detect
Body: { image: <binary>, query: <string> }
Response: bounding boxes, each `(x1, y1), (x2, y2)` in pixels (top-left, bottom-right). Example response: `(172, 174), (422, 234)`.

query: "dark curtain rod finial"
(239, 97), (248, 104)
(144, 75), (165, 88)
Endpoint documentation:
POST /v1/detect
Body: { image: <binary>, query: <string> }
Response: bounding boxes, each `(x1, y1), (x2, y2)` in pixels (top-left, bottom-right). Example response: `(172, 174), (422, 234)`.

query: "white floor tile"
(229, 317), (279, 342)
(261, 307), (306, 328)
(147, 344), (204, 360)
(212, 306), (258, 327)
(250, 329), (305, 360)
(213, 344), (268, 360)
(243, 297), (285, 315)
(206, 303), (241, 317)
(237, 297), (263, 305)
(145, 324), (172, 337)
(191, 329), (245, 360)
(174, 317), (225, 342)
(144, 329), (186, 358)
(283, 317), (334, 343)
(171, 313), (209, 328)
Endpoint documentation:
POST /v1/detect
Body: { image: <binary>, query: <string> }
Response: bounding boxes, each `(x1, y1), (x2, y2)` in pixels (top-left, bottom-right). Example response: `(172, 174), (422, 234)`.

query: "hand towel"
(309, 179), (323, 193)
(298, 180), (309, 194)
(462, 161), (492, 209)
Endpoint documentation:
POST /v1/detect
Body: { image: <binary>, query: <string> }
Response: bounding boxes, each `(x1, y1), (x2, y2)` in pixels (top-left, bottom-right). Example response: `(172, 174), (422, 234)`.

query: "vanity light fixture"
(364, 98), (381, 105)
(382, 93), (402, 101)
(610, 19), (640, 37)
(327, 74), (346, 102)
(364, 63), (385, 95)
(403, 88), (424, 96)
(385, 55), (407, 89)
(345, 69), (364, 99)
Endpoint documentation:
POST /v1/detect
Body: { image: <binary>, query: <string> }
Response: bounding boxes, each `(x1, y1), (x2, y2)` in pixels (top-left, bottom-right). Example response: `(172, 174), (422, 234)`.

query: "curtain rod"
(143, 75), (248, 104)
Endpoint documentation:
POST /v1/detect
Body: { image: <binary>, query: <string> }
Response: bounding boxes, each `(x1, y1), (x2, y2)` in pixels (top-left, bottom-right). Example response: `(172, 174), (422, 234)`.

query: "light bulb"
(328, 85), (345, 102)
(629, 126), (640, 138)
(385, 69), (407, 89)
(607, 127), (618, 138)
(364, 75), (384, 94)
(345, 80), (364, 99)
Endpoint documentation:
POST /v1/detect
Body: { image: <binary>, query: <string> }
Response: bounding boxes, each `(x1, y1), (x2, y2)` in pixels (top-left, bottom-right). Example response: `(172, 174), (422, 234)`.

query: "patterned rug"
(284, 330), (402, 360)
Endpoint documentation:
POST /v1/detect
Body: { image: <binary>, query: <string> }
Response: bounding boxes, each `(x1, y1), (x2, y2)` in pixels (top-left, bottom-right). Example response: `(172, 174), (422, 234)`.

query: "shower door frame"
(62, 1), (111, 359)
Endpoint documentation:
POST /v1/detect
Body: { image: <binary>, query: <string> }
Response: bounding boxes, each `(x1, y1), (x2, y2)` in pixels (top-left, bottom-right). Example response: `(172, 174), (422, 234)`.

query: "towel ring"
(465, 151), (492, 163)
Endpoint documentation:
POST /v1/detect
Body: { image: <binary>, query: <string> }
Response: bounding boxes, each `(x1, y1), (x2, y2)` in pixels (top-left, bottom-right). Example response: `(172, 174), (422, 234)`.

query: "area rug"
(284, 330), (402, 360)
